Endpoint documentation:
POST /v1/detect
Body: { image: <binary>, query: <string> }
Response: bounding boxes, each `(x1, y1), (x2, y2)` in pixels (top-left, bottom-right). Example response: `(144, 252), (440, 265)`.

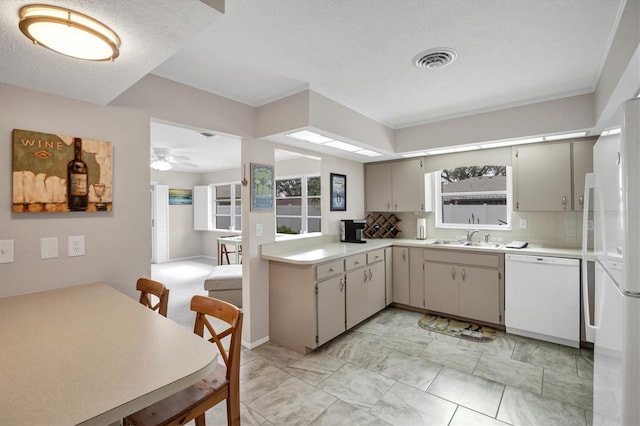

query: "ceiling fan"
(150, 147), (198, 171)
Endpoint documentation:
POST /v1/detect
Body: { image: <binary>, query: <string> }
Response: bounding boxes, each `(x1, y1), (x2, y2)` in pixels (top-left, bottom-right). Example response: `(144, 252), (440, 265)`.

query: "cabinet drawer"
(345, 253), (367, 271)
(316, 260), (344, 280)
(424, 249), (499, 268)
(367, 249), (385, 264)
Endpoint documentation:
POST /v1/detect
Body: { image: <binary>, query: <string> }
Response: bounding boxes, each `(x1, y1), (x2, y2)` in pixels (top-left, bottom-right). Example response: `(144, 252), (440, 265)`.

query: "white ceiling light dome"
(18, 4), (121, 61)
(413, 48), (457, 69)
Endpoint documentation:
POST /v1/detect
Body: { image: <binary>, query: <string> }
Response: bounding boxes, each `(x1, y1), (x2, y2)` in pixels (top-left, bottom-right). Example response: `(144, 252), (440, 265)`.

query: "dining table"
(0, 282), (218, 425)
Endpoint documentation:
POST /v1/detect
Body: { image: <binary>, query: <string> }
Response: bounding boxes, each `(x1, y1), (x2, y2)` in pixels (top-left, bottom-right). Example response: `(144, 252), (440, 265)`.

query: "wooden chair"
(124, 295), (244, 426)
(219, 237), (241, 265)
(137, 278), (170, 317)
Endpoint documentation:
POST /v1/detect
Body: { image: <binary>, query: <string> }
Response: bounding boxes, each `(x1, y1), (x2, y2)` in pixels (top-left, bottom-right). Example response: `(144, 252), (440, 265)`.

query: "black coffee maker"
(340, 219), (367, 243)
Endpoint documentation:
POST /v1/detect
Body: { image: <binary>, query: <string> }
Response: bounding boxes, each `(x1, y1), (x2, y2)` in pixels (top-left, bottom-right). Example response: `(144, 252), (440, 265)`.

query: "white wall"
(0, 84), (151, 299)
(151, 170), (203, 260)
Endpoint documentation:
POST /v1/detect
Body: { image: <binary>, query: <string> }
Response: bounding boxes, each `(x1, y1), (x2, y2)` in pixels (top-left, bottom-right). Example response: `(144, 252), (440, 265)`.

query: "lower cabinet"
(317, 274), (346, 346)
(346, 250), (385, 328)
(424, 249), (504, 325)
(392, 246), (425, 308)
(269, 247), (388, 354)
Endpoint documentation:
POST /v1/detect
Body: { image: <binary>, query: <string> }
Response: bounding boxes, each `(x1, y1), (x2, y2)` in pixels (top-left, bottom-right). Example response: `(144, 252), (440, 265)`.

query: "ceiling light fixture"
(150, 159), (172, 171)
(287, 130), (333, 144)
(544, 131), (587, 141)
(19, 4), (121, 61)
(355, 149), (383, 157)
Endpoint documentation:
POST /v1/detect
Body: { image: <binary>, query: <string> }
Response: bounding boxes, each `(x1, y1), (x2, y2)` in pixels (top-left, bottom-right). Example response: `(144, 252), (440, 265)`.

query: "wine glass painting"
(12, 129), (113, 213)
(330, 173), (347, 211)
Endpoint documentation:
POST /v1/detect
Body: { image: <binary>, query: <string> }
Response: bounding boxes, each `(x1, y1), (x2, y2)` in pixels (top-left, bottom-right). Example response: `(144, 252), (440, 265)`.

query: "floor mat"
(418, 314), (497, 343)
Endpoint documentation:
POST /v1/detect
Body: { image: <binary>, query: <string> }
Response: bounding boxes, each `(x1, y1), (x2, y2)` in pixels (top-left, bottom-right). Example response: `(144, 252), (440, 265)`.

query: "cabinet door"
(459, 266), (500, 324)
(365, 163), (392, 211)
(515, 142), (571, 211)
(392, 159), (424, 212)
(316, 275), (346, 346)
(346, 268), (368, 329)
(392, 247), (410, 304)
(367, 261), (386, 315)
(409, 247), (425, 308)
(384, 247), (393, 306)
(425, 262), (459, 316)
(572, 139), (595, 211)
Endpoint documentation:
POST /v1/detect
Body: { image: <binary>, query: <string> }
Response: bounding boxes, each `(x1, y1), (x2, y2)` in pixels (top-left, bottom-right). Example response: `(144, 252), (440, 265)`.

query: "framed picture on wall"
(251, 163), (274, 211)
(168, 188), (192, 205)
(330, 173), (347, 211)
(12, 128), (113, 213)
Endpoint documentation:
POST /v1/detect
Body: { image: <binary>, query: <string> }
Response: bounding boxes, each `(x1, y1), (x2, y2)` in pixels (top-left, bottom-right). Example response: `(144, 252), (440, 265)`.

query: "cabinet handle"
(387, 202), (391, 210)
(394, 202), (398, 210)
(329, 268), (334, 272)
(363, 270), (368, 282)
(461, 268), (466, 281)
(579, 195), (584, 206)
(402, 250), (406, 261)
(339, 278), (344, 292)
(451, 267), (456, 280)
(354, 261), (360, 265)
(562, 196), (567, 209)
(368, 269), (373, 281)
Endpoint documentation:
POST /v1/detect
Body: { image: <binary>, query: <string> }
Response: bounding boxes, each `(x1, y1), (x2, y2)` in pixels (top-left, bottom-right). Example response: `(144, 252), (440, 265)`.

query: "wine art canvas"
(12, 129), (113, 213)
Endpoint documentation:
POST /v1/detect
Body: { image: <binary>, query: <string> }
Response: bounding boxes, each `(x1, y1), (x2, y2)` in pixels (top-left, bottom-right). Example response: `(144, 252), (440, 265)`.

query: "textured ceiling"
(0, 0), (627, 171)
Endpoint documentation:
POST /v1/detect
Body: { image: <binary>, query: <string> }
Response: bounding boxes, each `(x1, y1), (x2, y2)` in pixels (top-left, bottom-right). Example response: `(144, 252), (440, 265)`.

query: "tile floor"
(203, 307), (593, 426)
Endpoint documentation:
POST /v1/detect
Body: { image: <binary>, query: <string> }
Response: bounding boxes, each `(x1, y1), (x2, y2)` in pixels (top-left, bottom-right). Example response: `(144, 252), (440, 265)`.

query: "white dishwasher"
(505, 254), (580, 347)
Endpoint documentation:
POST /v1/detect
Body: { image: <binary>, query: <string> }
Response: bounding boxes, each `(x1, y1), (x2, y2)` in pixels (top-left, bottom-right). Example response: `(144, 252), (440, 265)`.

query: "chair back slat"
(190, 295), (243, 382)
(136, 278), (170, 317)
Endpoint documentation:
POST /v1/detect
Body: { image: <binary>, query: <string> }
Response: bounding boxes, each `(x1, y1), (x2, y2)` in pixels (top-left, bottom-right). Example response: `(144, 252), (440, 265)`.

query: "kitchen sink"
(428, 240), (504, 249)
(461, 241), (504, 249)
(430, 240), (465, 246)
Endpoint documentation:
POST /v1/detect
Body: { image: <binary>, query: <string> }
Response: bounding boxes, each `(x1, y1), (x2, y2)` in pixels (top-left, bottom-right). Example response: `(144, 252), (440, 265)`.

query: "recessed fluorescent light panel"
(325, 140), (362, 152)
(602, 128), (621, 136)
(544, 131), (587, 141)
(286, 130), (333, 144)
(479, 137), (543, 149)
(355, 149), (383, 157)
(400, 152), (427, 158)
(426, 145), (480, 155)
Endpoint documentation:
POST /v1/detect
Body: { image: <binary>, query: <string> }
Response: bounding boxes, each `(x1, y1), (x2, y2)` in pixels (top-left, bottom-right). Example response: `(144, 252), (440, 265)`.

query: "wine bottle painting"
(12, 129), (113, 213)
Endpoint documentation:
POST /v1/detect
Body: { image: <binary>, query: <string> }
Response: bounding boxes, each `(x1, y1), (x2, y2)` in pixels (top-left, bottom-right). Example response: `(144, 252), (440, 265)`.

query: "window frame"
(434, 166), (513, 231)
(212, 182), (241, 231)
(275, 174), (321, 234)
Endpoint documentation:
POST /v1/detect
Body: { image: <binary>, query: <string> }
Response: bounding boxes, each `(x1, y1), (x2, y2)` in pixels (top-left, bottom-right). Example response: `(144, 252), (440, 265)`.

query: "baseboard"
(242, 336), (269, 349)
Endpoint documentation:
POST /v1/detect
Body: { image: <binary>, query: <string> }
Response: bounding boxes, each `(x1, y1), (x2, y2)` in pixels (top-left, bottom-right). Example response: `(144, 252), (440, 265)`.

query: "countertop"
(260, 236), (582, 265)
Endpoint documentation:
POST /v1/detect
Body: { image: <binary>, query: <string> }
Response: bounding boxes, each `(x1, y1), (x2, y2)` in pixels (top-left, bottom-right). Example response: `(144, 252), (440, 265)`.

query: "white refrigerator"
(582, 97), (640, 425)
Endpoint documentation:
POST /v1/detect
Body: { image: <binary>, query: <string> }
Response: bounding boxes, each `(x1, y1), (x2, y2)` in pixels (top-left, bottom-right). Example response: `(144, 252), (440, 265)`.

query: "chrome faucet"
(484, 233), (490, 243)
(466, 229), (479, 242)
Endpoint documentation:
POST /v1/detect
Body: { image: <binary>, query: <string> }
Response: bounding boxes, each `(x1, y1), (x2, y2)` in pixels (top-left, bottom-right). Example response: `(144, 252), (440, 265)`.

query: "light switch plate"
(519, 218), (528, 229)
(0, 239), (14, 263)
(41, 237), (58, 259)
(256, 223), (263, 237)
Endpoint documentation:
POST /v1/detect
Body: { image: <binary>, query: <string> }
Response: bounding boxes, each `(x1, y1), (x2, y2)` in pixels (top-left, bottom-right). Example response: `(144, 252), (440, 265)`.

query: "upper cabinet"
(513, 138), (595, 212)
(572, 138), (596, 211)
(366, 158), (425, 212)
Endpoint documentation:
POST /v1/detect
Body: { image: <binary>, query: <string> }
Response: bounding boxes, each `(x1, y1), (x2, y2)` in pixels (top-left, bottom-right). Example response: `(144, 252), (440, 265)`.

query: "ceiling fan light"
(151, 159), (172, 171)
(19, 4), (120, 61)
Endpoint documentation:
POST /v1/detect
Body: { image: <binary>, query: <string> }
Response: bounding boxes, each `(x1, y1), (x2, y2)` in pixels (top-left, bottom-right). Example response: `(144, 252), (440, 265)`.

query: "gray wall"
(0, 84), (150, 299)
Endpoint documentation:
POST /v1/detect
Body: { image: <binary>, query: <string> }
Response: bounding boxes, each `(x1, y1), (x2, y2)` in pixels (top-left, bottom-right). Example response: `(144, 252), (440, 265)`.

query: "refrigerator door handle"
(582, 173), (598, 341)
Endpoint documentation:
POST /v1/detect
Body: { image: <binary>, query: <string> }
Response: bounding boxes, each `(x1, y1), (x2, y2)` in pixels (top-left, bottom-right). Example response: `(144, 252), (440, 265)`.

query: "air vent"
(413, 48), (457, 69)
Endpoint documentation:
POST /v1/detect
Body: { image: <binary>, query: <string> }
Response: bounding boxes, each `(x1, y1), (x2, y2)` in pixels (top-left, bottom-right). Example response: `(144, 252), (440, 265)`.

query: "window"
(435, 165), (512, 230)
(276, 175), (321, 234)
(214, 183), (241, 231)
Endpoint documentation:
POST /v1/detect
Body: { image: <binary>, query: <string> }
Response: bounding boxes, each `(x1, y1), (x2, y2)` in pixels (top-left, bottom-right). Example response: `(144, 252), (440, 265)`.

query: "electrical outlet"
(0, 239), (14, 263)
(519, 218), (528, 229)
(41, 237), (58, 259)
(256, 223), (263, 237)
(68, 235), (85, 257)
